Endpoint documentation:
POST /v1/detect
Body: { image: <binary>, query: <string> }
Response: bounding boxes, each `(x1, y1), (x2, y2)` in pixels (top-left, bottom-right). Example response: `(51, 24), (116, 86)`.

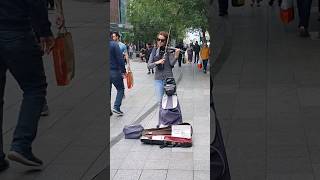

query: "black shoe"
(152, 70), (154, 74)
(0, 159), (9, 172)
(8, 151), (43, 167)
(298, 27), (310, 37)
(40, 104), (49, 116)
(112, 108), (124, 116)
(147, 71), (151, 74)
(110, 110), (113, 116)
(257, 3), (261, 7)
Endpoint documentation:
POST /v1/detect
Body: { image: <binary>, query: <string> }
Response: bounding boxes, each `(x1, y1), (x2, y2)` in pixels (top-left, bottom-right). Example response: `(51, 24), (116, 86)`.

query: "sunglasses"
(157, 38), (166, 42)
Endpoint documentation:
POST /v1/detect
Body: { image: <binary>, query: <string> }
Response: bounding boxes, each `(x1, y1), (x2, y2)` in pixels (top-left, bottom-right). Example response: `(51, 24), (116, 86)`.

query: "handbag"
(52, 27), (75, 86)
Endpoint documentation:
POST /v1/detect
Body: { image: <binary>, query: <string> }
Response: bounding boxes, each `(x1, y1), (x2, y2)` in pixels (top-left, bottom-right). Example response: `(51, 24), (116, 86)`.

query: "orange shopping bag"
(126, 66), (134, 89)
(280, 0), (294, 24)
(52, 28), (75, 86)
(197, 59), (203, 70)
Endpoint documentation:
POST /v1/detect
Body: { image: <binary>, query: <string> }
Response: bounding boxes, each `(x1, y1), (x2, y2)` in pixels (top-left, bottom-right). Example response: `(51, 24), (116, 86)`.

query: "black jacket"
(0, 0), (52, 37)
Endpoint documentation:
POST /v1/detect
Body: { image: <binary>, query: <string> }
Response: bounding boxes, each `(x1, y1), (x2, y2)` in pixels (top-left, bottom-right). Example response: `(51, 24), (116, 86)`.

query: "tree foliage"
(126, 0), (208, 43)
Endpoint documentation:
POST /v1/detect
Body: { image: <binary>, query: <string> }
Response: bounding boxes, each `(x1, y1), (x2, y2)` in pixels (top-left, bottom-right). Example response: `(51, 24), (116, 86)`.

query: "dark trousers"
(110, 70), (124, 110)
(203, 59), (208, 72)
(297, 0), (313, 28)
(178, 54), (182, 67)
(218, 0), (229, 13)
(194, 52), (200, 63)
(0, 31), (47, 159)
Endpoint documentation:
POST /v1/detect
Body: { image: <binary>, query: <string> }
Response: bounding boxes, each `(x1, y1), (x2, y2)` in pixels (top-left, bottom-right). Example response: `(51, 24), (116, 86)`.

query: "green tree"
(127, 0), (208, 44)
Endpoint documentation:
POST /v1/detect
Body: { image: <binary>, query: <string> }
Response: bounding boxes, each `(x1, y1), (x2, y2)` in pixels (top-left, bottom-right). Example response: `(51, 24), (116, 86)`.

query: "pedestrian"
(128, 44), (134, 59)
(0, 0), (54, 170)
(187, 44), (193, 64)
(251, 0), (262, 7)
(111, 32), (129, 65)
(218, 0), (229, 16)
(175, 41), (184, 67)
(193, 41), (200, 64)
(109, 40), (126, 116)
(200, 42), (211, 74)
(145, 43), (154, 74)
(139, 47), (146, 62)
(297, 0), (313, 37)
(147, 31), (180, 103)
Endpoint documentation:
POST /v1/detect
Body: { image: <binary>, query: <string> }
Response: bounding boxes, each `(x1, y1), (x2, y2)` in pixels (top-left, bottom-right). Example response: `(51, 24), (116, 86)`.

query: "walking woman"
(147, 31), (180, 103)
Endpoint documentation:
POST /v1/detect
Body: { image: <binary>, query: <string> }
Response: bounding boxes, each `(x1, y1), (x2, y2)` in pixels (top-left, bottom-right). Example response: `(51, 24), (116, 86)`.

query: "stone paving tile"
(194, 170), (210, 180)
(166, 170), (193, 180)
(139, 170), (167, 180)
(112, 170), (142, 180)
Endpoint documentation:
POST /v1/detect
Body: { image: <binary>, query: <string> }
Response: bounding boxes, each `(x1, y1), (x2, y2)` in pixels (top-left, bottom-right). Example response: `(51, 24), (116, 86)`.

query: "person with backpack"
(147, 31), (180, 103)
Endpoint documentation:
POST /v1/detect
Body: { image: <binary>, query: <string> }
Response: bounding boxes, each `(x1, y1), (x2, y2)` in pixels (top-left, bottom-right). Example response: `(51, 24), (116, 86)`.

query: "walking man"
(193, 41), (200, 64)
(109, 40), (126, 116)
(0, 0), (54, 169)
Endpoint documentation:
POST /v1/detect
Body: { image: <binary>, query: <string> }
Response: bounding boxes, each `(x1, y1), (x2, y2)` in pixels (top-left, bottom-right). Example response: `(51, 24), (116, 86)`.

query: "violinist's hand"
(155, 58), (165, 65)
(174, 48), (180, 59)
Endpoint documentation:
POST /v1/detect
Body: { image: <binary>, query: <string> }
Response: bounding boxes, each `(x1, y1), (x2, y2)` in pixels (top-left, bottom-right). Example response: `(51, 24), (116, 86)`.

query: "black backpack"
(211, 77), (231, 180)
(164, 77), (176, 96)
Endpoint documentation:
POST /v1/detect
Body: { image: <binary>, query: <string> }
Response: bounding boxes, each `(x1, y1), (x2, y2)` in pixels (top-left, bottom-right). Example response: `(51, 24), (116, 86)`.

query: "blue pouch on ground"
(123, 124), (144, 139)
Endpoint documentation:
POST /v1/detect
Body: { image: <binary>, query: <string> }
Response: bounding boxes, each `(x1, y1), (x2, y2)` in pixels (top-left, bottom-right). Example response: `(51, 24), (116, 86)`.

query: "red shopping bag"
(280, 0), (294, 24)
(52, 29), (75, 86)
(126, 67), (134, 89)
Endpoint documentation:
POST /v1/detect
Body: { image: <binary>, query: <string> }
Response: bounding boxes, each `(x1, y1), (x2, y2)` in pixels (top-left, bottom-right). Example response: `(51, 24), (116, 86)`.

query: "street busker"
(147, 31), (180, 103)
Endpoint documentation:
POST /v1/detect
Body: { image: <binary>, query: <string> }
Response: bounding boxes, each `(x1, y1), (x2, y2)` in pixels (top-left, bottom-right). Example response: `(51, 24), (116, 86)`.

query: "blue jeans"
(110, 70), (124, 111)
(0, 30), (47, 159)
(203, 59), (208, 72)
(154, 80), (164, 103)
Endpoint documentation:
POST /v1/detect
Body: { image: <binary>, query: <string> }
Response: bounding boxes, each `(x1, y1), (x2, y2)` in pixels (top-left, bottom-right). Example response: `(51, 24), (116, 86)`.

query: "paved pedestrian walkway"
(213, 1), (320, 180)
(110, 62), (210, 180)
(0, 1), (107, 180)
